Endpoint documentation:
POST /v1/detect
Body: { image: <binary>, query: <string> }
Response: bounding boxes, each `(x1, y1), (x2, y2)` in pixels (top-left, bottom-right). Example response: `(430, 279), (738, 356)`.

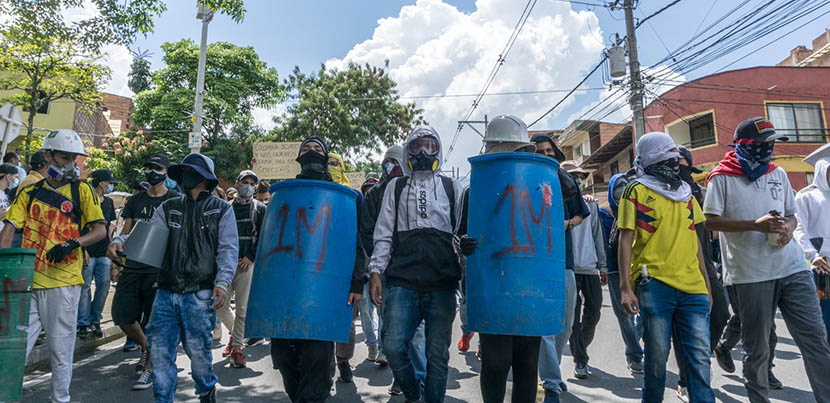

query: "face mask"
(47, 161), (79, 181)
(237, 183), (255, 199)
(145, 169), (166, 186)
(11, 176), (19, 188)
(678, 165), (695, 183)
(165, 177), (178, 191)
(179, 170), (204, 192)
(105, 183), (114, 193)
(644, 158), (683, 190)
(296, 151), (329, 180)
(384, 162), (403, 179)
(408, 151), (438, 172)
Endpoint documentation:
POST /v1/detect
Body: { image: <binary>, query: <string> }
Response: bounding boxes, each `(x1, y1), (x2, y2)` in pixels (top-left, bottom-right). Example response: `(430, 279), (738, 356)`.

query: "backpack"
(26, 179), (84, 233)
(392, 175), (457, 238)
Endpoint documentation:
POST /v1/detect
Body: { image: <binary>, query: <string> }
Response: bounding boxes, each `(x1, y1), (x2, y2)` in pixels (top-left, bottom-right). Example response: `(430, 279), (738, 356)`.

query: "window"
(610, 161), (619, 175)
(688, 113), (716, 148)
(23, 91), (50, 114)
(766, 103), (826, 143)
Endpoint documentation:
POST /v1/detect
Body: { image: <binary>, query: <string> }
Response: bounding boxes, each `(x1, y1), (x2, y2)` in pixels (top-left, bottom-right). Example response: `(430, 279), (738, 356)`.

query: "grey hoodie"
(572, 200), (607, 275)
(369, 126), (465, 291)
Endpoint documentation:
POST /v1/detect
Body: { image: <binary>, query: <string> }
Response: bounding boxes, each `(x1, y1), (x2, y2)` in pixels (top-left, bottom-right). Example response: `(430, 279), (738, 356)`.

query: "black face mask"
(644, 158), (683, 190)
(296, 151), (331, 181)
(409, 151), (438, 172)
(180, 170), (204, 192)
(145, 170), (166, 186)
(678, 165), (695, 183)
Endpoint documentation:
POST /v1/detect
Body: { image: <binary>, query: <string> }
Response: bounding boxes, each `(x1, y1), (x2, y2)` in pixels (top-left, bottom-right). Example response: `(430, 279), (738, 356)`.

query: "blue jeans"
(148, 289), (218, 403)
(539, 269), (576, 394)
(608, 272), (644, 362)
(359, 282), (381, 348)
(815, 272), (830, 345)
(382, 286), (456, 403)
(637, 278), (713, 403)
(77, 256), (111, 326)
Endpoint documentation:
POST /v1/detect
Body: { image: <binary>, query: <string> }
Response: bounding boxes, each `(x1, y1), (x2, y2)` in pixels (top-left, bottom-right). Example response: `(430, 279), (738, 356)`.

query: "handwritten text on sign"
(263, 204), (332, 272)
(252, 142), (303, 180)
(493, 184), (553, 258)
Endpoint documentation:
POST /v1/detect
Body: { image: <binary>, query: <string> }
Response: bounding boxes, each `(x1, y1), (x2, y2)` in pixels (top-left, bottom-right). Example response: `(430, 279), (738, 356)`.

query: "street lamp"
(189, 3), (214, 154)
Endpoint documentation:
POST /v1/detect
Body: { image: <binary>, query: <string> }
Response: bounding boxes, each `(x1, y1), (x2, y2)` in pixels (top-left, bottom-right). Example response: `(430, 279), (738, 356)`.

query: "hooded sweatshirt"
(794, 159), (830, 262)
(359, 145), (405, 257)
(369, 127), (465, 291)
(572, 201), (607, 275)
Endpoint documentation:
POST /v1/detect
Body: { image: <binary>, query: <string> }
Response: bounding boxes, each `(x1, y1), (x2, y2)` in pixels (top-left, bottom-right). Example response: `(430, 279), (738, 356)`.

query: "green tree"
(268, 62), (424, 160)
(128, 56), (152, 94)
(0, 25), (110, 157)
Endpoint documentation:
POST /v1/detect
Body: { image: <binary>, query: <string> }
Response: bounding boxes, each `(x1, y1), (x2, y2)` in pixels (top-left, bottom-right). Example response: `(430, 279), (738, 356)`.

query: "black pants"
(570, 273), (602, 365)
(717, 285), (777, 368)
(270, 338), (334, 403)
(673, 274), (730, 387)
(479, 334), (541, 403)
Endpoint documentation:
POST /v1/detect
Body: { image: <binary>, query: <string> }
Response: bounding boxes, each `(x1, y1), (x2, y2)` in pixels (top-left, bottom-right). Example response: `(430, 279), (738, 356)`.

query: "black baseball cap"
(0, 164), (18, 175)
(530, 133), (567, 162)
(29, 151), (47, 169)
(90, 169), (120, 184)
(677, 146), (703, 174)
(144, 154), (170, 169)
(734, 117), (788, 142)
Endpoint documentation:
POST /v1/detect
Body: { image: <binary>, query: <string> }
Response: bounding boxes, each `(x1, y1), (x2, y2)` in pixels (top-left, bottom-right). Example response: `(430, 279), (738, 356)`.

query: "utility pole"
(623, 0), (645, 142)
(190, 3), (214, 154)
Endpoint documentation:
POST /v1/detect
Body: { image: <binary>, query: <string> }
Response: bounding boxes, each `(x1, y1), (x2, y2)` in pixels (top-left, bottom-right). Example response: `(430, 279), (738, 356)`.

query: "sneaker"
(389, 379), (403, 395)
(768, 372), (783, 390)
(457, 332), (474, 352)
(367, 345), (379, 362)
(627, 358), (644, 374)
(375, 351), (388, 367)
(222, 337), (234, 358)
(77, 326), (89, 339)
(123, 338), (139, 352)
(132, 370), (153, 390)
(136, 349), (148, 375)
(245, 338), (265, 347)
(543, 389), (560, 403)
(337, 362), (353, 383)
(574, 362), (589, 379)
(90, 323), (104, 338)
(714, 345), (736, 374)
(199, 387), (216, 403)
(36, 331), (47, 346)
(476, 346), (481, 359)
(676, 386), (689, 402)
(230, 348), (247, 368)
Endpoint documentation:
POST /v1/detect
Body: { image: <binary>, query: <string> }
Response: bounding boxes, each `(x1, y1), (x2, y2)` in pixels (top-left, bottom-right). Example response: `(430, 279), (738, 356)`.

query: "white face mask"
(237, 183), (255, 199)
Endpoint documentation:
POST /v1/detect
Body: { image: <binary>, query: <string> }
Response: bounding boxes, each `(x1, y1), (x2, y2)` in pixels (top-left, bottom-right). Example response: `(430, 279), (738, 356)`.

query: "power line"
(527, 54), (609, 128)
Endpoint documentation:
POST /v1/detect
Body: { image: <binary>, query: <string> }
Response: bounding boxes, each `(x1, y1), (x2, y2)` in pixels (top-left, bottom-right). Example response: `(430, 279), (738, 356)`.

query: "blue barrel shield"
(245, 180), (359, 343)
(466, 153), (566, 336)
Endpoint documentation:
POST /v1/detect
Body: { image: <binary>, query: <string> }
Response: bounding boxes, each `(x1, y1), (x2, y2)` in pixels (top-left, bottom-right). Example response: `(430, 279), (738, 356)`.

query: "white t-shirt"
(0, 190), (9, 232)
(703, 167), (809, 285)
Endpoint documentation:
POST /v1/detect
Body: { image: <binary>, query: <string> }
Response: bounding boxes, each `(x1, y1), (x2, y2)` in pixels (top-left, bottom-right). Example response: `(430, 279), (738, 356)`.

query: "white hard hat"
(42, 129), (87, 156)
(484, 114), (535, 152)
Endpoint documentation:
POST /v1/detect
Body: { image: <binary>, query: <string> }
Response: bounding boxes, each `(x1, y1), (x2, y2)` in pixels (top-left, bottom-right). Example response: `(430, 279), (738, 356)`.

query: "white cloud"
(325, 0), (607, 170)
(252, 104), (287, 131)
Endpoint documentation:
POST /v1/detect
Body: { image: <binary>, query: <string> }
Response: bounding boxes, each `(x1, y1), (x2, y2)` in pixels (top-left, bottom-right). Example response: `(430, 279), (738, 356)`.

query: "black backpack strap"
(392, 176), (409, 241)
(440, 175), (456, 232)
(26, 179), (46, 214)
(70, 181), (85, 232)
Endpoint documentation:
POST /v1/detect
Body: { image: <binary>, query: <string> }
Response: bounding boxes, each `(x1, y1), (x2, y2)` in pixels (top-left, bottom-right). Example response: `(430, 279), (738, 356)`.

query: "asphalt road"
(22, 287), (818, 402)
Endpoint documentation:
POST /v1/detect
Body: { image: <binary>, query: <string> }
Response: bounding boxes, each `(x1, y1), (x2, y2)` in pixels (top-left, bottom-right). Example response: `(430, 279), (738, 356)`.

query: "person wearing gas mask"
(0, 129), (106, 403)
(77, 170), (120, 339)
(368, 126), (465, 403)
(269, 137), (366, 402)
(109, 153), (238, 403)
(704, 117), (830, 402)
(107, 153), (180, 391)
(617, 132), (714, 403)
(671, 146), (731, 401)
(216, 170), (265, 368)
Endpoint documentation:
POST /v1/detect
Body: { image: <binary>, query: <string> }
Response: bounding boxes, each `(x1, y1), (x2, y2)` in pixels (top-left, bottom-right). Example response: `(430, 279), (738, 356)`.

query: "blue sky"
(110, 0), (828, 167)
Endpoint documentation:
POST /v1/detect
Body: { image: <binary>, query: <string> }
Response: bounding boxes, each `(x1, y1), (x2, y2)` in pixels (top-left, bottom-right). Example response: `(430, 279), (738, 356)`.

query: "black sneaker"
(245, 338), (265, 347)
(714, 345), (735, 373)
(768, 372), (783, 390)
(136, 349), (148, 376)
(90, 323), (104, 338)
(199, 387), (216, 403)
(574, 362), (589, 379)
(77, 326), (89, 339)
(389, 379), (403, 395)
(337, 362), (353, 383)
(123, 338), (139, 352)
(132, 370), (153, 390)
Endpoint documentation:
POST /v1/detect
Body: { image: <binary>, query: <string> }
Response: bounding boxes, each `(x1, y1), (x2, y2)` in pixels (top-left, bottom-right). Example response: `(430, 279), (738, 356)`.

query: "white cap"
(42, 129), (87, 156)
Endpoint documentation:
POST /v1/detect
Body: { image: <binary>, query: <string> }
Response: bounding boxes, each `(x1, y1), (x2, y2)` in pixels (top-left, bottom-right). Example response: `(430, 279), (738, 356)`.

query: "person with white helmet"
(0, 129), (107, 403)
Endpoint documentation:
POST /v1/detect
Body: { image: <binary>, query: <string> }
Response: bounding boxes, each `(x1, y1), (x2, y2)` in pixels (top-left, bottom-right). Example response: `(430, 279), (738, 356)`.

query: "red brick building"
(643, 66), (830, 190)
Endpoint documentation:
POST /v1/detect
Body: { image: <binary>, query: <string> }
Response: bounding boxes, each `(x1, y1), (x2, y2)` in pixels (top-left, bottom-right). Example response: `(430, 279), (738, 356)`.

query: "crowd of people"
(3, 114), (830, 403)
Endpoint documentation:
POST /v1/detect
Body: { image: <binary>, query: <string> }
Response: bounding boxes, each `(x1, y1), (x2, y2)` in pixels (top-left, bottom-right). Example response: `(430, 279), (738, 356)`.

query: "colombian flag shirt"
(6, 181), (104, 289)
(618, 181), (708, 295)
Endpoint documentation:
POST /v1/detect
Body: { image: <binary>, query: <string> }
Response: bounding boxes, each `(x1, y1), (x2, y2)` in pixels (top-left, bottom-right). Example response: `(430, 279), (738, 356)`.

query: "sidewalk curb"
(24, 322), (125, 372)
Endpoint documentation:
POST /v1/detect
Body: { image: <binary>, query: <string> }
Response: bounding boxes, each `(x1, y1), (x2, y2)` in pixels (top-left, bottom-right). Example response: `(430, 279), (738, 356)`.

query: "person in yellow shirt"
(616, 132), (714, 403)
(0, 129), (105, 403)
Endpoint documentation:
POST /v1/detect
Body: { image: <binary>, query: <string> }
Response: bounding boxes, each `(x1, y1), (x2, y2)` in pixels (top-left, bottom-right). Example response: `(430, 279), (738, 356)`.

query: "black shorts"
(112, 271), (158, 326)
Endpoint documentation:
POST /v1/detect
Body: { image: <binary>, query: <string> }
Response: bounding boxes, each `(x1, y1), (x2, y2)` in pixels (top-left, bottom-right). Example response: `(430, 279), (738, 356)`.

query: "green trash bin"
(0, 248), (36, 402)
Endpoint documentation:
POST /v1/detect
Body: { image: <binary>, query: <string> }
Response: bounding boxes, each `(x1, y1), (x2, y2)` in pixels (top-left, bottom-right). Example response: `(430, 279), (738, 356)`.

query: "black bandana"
(644, 158), (683, 190)
(296, 151), (332, 181)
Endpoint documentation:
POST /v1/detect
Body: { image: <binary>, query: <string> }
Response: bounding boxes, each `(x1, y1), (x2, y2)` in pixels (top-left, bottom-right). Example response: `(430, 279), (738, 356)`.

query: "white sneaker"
(367, 345), (379, 362)
(676, 386), (689, 403)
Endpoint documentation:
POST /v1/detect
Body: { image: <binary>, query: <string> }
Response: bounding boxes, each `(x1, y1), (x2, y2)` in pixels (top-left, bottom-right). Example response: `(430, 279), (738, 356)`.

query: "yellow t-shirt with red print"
(6, 180), (104, 289)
